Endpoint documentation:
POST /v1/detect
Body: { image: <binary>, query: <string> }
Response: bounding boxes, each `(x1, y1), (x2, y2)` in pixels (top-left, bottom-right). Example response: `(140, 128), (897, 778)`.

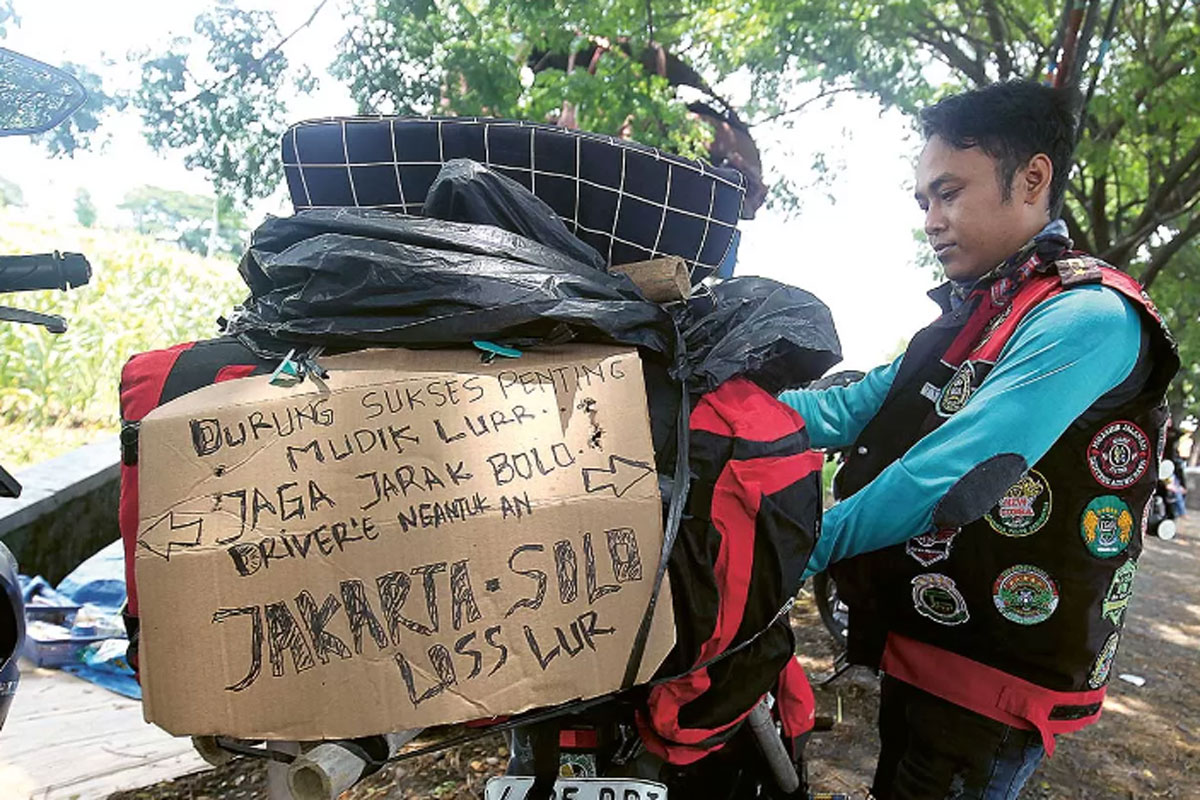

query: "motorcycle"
(0, 45), (92, 728)
(1, 45), (847, 798)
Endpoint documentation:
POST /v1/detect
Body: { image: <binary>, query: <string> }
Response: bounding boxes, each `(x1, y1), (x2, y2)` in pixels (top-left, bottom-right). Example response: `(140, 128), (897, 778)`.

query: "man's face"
(914, 136), (1045, 282)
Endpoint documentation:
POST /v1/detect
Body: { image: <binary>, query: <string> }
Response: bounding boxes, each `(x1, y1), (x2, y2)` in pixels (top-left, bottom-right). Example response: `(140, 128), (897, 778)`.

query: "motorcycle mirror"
(1159, 459), (1176, 482)
(0, 47), (88, 137)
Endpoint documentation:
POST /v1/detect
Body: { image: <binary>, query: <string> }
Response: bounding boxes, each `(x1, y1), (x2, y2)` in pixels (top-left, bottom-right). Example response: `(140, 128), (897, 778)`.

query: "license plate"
(484, 776), (668, 800)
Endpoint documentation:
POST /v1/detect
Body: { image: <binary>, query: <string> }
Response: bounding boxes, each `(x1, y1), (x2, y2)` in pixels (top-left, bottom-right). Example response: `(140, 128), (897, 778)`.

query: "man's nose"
(925, 205), (946, 237)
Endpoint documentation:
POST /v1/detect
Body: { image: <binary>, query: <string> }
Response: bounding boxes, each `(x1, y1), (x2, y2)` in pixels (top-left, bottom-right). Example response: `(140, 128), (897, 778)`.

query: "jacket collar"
(931, 219), (1073, 313)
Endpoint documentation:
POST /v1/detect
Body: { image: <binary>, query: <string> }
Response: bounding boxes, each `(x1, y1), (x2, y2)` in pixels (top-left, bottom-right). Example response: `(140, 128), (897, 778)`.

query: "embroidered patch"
(906, 528), (959, 566)
(984, 470), (1052, 537)
(1101, 559), (1138, 626)
(920, 382), (943, 403)
(976, 305), (1011, 349)
(936, 361), (976, 417)
(1087, 421), (1151, 490)
(1081, 495), (1135, 558)
(1088, 631), (1120, 689)
(1055, 256), (1104, 287)
(992, 565), (1059, 625)
(911, 574), (970, 625)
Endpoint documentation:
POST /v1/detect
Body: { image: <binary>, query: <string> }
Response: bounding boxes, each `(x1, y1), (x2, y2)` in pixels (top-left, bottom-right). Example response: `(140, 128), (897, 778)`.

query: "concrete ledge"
(0, 436), (121, 582)
(0, 435), (120, 537)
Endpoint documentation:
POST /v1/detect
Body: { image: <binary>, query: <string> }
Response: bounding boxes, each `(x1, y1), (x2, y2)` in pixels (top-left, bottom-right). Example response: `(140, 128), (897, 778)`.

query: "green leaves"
(31, 61), (126, 158)
(332, 0), (711, 150)
(131, 2), (314, 207)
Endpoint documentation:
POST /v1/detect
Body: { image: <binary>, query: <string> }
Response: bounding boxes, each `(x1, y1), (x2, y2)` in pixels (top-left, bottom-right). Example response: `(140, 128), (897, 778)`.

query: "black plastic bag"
(684, 277), (842, 395)
(423, 159), (606, 271)
(229, 208), (677, 360)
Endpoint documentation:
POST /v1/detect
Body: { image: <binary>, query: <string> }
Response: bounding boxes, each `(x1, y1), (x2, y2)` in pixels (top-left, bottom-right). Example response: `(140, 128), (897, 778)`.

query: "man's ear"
(1021, 153), (1054, 209)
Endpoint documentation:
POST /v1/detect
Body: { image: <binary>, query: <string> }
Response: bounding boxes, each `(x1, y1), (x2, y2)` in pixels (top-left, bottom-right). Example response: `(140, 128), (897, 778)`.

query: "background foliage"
(0, 210), (246, 468)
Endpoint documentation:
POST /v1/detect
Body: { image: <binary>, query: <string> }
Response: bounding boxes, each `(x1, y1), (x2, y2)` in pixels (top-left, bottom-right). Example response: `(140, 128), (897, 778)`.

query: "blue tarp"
(56, 539), (126, 614)
(21, 539), (140, 699)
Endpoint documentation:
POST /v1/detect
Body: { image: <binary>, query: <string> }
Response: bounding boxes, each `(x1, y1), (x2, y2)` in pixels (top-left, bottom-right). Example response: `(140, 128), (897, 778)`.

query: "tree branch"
(1148, 0), (1191, 67)
(980, 0), (1014, 78)
(748, 86), (859, 126)
(1091, 166), (1110, 252)
(1139, 213), (1200, 289)
(912, 28), (989, 86)
(1109, 135), (1200, 262)
(1000, 0), (1046, 51)
(1062, 204), (1095, 255)
(168, 0), (329, 113)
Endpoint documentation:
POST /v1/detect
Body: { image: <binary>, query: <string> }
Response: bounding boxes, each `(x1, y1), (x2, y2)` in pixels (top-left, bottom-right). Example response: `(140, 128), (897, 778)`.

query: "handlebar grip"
(0, 252), (91, 293)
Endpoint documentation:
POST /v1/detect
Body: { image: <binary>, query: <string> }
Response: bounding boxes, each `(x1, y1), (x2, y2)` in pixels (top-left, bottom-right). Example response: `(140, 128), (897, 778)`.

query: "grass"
(0, 209), (248, 470)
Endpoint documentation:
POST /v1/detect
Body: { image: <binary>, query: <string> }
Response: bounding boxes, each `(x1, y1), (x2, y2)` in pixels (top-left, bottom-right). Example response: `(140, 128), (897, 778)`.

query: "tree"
(331, 2), (713, 155)
(31, 61), (125, 158)
(131, 0), (316, 208)
(331, 1), (771, 212)
(719, 0), (1199, 419)
(1148, 245), (1200, 425)
(74, 187), (97, 227)
(0, 5), (122, 156)
(718, 0), (1200, 291)
(119, 185), (247, 258)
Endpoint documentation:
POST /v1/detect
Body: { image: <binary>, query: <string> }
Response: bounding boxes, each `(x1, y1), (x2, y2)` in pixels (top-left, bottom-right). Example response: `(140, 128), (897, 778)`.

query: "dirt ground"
(110, 518), (1200, 800)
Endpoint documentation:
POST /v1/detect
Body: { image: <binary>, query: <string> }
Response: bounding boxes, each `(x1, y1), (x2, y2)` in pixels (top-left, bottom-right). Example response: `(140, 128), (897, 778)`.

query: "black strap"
(120, 420), (140, 466)
(524, 721), (561, 800)
(345, 735), (391, 777)
(621, 380), (692, 689)
(1048, 702), (1103, 721)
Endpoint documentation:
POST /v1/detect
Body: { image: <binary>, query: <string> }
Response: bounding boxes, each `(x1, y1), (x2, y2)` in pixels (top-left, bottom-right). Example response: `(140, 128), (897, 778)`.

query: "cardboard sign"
(135, 345), (673, 738)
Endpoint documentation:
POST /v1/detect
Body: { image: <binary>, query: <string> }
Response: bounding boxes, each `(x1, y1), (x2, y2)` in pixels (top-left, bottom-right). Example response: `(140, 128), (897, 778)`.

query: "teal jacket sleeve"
(778, 356), (903, 449)
(803, 285), (1144, 580)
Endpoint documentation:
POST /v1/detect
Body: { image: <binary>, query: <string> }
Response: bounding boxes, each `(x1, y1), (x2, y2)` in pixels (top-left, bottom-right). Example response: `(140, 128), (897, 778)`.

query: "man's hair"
(919, 81), (1082, 216)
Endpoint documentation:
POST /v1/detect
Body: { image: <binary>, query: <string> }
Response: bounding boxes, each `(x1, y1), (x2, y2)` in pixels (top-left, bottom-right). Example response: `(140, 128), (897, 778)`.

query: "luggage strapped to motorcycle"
(205, 382), (803, 771)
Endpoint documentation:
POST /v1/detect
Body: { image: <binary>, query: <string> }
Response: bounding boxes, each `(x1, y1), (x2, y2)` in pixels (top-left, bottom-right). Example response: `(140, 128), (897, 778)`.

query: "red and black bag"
(118, 336), (274, 668)
(638, 377), (823, 764)
(120, 348), (826, 747)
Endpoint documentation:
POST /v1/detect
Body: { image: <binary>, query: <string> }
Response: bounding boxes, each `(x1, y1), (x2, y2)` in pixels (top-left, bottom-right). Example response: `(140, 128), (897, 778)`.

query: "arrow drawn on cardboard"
(138, 511), (205, 560)
(581, 455), (654, 497)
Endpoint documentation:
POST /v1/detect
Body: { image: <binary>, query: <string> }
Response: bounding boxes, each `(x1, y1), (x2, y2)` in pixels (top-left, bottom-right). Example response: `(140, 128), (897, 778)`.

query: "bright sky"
(0, 0), (940, 373)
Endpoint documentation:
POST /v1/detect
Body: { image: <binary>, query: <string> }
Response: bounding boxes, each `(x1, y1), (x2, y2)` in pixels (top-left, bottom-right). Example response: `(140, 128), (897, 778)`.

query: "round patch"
(984, 470), (1052, 537)
(1081, 495), (1135, 558)
(1087, 421), (1150, 490)
(911, 574), (969, 625)
(936, 361), (976, 417)
(992, 565), (1059, 625)
(1088, 632), (1120, 689)
(1101, 559), (1138, 626)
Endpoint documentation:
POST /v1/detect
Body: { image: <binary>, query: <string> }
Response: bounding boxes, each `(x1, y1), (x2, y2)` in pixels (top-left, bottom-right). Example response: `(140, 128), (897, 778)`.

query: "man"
(780, 81), (1178, 799)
